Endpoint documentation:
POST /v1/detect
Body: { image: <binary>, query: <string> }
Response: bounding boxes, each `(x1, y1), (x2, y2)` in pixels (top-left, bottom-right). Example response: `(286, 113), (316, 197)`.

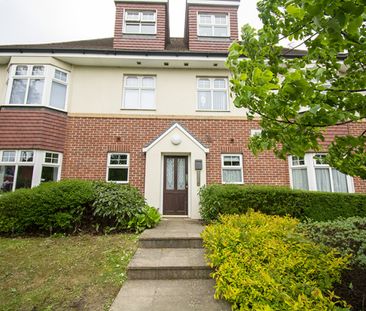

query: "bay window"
(0, 150), (62, 192)
(6, 65), (69, 111)
(289, 153), (353, 193)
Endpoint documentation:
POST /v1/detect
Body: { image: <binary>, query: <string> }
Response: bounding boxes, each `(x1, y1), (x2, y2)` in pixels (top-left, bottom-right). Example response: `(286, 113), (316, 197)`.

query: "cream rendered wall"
(68, 66), (247, 117)
(144, 126), (207, 219)
(0, 65), (7, 104)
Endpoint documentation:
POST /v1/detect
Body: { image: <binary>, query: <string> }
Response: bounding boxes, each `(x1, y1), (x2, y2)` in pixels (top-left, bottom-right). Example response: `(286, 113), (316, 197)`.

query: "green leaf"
(286, 4), (305, 20)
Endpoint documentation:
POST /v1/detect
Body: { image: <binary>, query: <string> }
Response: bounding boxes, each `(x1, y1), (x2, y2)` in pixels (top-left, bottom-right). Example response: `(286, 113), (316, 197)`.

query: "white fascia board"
(143, 123), (209, 153)
(115, 0), (167, 3)
(187, 0), (240, 6)
(0, 52), (227, 67)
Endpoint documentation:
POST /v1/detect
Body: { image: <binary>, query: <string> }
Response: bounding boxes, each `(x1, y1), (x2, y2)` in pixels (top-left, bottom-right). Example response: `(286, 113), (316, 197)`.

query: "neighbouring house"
(0, 0), (365, 219)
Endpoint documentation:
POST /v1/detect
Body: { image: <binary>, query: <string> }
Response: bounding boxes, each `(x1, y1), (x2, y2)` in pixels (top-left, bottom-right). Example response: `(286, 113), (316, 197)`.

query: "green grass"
(0, 234), (138, 311)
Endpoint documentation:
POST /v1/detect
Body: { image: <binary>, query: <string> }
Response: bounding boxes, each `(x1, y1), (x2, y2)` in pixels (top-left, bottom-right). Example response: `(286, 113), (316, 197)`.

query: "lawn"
(0, 234), (138, 311)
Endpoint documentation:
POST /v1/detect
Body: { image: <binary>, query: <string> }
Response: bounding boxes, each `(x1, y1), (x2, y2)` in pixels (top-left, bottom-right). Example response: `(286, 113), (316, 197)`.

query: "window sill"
(197, 36), (231, 41)
(122, 33), (157, 39)
(121, 108), (156, 111)
(196, 109), (231, 113)
(0, 104), (67, 114)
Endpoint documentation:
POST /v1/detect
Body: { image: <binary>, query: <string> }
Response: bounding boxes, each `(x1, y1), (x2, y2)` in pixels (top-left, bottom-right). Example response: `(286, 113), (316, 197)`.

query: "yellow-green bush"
(202, 212), (350, 310)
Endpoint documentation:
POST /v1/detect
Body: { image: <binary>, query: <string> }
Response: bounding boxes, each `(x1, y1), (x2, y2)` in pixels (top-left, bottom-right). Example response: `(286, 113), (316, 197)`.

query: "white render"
(144, 123), (208, 219)
(0, 65), (6, 104)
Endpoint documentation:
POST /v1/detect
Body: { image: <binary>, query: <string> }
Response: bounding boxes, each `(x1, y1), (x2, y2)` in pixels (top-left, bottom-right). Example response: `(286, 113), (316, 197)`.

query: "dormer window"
(198, 13), (229, 37)
(124, 10), (156, 35)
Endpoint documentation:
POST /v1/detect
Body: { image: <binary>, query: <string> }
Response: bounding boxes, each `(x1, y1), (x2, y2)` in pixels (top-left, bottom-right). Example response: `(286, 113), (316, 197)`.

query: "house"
(0, 0), (365, 219)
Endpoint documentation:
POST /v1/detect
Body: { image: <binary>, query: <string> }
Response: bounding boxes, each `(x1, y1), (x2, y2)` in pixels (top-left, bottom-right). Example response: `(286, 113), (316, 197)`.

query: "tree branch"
(281, 32), (318, 56)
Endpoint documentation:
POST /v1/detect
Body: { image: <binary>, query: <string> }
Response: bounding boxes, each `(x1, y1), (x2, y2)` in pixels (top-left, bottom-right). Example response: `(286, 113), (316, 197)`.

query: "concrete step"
(139, 236), (203, 248)
(127, 248), (211, 280)
(110, 279), (231, 311)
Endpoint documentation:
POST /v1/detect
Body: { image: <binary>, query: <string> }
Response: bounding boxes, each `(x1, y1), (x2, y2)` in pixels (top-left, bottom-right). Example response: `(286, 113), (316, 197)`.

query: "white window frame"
(123, 10), (157, 35)
(221, 154), (244, 184)
(5, 64), (69, 112)
(197, 77), (229, 111)
(106, 153), (130, 184)
(197, 12), (230, 37)
(122, 75), (156, 110)
(288, 153), (354, 193)
(0, 150), (62, 192)
(41, 152), (62, 183)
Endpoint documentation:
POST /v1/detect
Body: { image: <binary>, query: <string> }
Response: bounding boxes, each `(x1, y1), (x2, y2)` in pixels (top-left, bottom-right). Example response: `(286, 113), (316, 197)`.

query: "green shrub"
(0, 180), (94, 234)
(199, 184), (366, 222)
(128, 205), (161, 233)
(92, 182), (160, 233)
(0, 180), (160, 235)
(202, 212), (350, 310)
(299, 217), (366, 267)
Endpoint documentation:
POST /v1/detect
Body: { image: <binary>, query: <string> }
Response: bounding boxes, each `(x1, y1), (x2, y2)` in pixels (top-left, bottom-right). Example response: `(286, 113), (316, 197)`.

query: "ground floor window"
(106, 153), (129, 183)
(221, 154), (244, 184)
(0, 150), (62, 192)
(289, 153), (353, 193)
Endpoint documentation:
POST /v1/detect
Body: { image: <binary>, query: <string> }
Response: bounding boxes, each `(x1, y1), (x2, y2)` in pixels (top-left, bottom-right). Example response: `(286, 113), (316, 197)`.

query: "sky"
(0, 0), (262, 45)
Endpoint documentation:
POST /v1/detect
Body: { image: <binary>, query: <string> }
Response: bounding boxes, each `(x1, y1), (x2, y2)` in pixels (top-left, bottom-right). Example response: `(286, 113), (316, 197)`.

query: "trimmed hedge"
(0, 180), (94, 234)
(202, 212), (349, 310)
(199, 184), (366, 222)
(0, 180), (160, 235)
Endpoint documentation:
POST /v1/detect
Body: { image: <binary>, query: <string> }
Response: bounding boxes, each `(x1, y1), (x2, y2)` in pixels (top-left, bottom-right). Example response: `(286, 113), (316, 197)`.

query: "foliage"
(202, 212), (350, 310)
(299, 217), (366, 267)
(0, 180), (160, 235)
(0, 180), (94, 234)
(226, 0), (366, 178)
(199, 184), (366, 222)
(92, 182), (160, 233)
(0, 234), (138, 311)
(128, 205), (161, 233)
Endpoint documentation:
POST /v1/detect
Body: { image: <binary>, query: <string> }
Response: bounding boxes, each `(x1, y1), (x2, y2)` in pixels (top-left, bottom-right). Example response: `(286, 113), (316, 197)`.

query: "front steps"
(110, 219), (231, 311)
(127, 248), (211, 279)
(127, 218), (210, 280)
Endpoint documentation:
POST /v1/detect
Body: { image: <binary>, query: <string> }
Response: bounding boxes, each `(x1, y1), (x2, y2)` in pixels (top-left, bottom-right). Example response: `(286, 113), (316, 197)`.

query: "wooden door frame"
(161, 154), (190, 217)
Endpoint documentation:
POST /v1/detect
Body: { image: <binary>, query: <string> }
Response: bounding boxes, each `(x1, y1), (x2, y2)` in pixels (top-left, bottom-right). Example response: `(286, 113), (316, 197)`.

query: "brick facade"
(186, 5), (239, 52)
(62, 117), (291, 192)
(0, 108), (67, 152)
(113, 2), (168, 50)
(61, 116), (366, 194)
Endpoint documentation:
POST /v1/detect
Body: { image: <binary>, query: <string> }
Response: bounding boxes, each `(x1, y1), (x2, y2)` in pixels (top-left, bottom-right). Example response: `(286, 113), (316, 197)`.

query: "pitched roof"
(0, 37), (310, 58)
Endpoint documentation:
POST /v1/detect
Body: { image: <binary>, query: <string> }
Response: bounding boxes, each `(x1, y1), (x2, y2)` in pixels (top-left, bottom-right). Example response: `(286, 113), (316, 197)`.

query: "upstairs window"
(124, 10), (156, 35)
(6, 65), (69, 111)
(197, 77), (228, 111)
(123, 76), (156, 110)
(198, 13), (229, 37)
(289, 153), (352, 193)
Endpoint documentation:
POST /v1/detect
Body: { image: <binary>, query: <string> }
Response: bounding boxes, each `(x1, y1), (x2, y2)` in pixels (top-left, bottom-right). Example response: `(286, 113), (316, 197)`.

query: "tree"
(227, 0), (366, 179)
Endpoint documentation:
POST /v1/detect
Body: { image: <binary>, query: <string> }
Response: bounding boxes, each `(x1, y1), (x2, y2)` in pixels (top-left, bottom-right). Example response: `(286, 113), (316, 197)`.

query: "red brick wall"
(113, 2), (167, 50)
(62, 117), (366, 194)
(187, 5), (238, 52)
(0, 108), (67, 152)
(62, 117), (291, 192)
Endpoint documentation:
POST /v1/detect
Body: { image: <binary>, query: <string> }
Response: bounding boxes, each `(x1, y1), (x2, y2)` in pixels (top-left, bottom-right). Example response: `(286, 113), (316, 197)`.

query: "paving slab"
(127, 248), (211, 279)
(140, 218), (204, 240)
(110, 279), (231, 311)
